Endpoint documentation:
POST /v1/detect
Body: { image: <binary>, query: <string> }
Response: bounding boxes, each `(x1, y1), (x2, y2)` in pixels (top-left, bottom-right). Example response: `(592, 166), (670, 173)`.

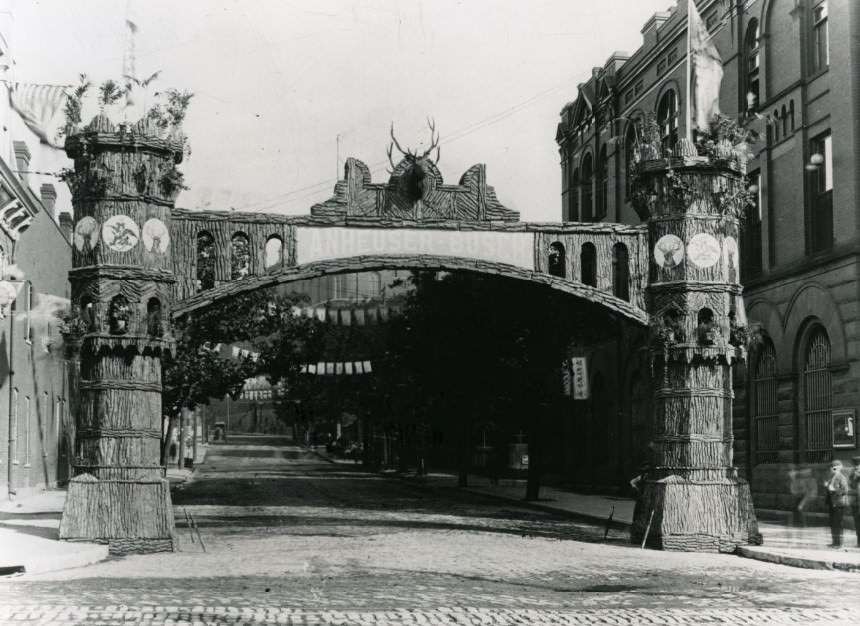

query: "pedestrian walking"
(823, 459), (849, 548)
(849, 456), (860, 547)
(788, 465), (817, 534)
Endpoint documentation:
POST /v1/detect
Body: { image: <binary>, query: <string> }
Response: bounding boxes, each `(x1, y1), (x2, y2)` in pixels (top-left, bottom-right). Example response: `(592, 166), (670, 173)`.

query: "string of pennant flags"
(289, 302), (403, 326)
(201, 342), (374, 377)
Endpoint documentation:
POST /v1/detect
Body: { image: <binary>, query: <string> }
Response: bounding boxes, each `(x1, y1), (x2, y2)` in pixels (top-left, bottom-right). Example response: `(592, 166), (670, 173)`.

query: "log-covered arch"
(171, 254), (649, 325)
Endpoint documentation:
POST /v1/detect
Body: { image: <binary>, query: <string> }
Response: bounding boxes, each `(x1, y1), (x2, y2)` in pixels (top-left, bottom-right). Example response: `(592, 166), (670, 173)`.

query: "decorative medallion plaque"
(142, 218), (170, 253)
(102, 215), (140, 252)
(654, 234), (685, 268)
(73, 216), (100, 251)
(687, 233), (721, 268)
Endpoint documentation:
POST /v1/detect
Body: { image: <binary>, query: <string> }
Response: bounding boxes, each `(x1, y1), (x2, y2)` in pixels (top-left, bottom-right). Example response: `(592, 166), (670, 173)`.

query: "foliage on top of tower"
(59, 73), (193, 155)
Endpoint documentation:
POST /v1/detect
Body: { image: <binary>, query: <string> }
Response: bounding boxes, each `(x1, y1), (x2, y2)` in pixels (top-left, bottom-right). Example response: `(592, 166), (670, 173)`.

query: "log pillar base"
(631, 475), (761, 552)
(59, 473), (176, 554)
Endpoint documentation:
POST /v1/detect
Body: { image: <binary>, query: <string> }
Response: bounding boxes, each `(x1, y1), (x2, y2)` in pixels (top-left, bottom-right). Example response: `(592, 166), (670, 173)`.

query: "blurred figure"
(823, 459), (849, 548)
(849, 456), (860, 547)
(788, 464), (817, 534)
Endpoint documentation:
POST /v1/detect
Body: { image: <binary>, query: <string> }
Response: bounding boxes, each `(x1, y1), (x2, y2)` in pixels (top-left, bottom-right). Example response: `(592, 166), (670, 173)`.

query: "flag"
(688, 0), (723, 133)
(570, 357), (590, 400)
(8, 83), (68, 147)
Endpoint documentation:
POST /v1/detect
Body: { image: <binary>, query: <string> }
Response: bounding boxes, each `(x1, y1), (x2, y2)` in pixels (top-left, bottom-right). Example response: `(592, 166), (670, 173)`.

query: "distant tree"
(163, 288), (319, 464)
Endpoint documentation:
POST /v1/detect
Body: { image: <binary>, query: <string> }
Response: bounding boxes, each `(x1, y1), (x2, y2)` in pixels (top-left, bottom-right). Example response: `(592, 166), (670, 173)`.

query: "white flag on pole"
(689, 0), (723, 133)
(9, 83), (68, 147)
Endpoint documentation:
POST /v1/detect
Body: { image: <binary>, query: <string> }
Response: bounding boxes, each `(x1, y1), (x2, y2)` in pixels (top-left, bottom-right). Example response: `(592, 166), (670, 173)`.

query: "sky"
(10, 0), (673, 222)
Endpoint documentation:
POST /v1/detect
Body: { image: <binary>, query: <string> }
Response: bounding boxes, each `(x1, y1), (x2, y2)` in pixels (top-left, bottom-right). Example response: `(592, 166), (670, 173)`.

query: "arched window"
(368, 272), (382, 297)
(752, 339), (778, 464)
(231, 232), (251, 280)
(788, 100), (795, 132)
(811, 1), (829, 73)
(657, 90), (678, 155)
(745, 19), (760, 111)
(146, 297), (163, 337)
(580, 242), (597, 287)
(569, 168), (580, 221)
(196, 231), (216, 291)
(596, 144), (608, 220)
(697, 307), (717, 345)
(803, 328), (832, 462)
(79, 296), (96, 333)
(548, 242), (566, 278)
(581, 154), (593, 221)
(264, 236), (283, 270)
(624, 123), (638, 198)
(108, 294), (131, 335)
(612, 243), (629, 301)
(781, 104), (788, 137)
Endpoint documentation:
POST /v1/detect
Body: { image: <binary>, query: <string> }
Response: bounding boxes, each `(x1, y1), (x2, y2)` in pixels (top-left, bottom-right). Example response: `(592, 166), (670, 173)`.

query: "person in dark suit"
(848, 456), (860, 547)
(824, 459), (849, 548)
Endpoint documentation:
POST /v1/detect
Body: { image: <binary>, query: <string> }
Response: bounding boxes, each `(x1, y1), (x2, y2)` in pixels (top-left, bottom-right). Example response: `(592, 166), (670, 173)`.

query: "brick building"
(0, 9), (74, 499)
(555, 0), (858, 509)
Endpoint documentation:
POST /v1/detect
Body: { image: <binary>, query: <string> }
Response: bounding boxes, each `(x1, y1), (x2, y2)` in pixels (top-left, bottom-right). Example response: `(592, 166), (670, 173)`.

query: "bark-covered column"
(631, 156), (760, 552)
(59, 115), (182, 554)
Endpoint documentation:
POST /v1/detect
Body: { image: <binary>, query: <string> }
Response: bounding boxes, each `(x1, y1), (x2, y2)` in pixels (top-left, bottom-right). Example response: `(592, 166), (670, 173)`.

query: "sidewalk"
(319, 450), (860, 573)
(0, 455), (200, 576)
(424, 471), (860, 573)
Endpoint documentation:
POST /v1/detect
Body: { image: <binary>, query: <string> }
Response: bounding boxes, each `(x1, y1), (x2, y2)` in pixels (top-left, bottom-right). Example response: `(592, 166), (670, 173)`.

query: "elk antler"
(421, 117), (441, 163)
(388, 122), (414, 173)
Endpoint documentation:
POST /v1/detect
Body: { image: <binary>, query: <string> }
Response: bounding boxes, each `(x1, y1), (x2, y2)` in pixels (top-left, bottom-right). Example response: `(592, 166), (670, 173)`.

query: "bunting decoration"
(8, 82), (68, 147)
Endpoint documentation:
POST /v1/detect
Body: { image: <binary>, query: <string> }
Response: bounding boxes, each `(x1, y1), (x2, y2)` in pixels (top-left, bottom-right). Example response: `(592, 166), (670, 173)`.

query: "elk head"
(387, 118), (441, 204)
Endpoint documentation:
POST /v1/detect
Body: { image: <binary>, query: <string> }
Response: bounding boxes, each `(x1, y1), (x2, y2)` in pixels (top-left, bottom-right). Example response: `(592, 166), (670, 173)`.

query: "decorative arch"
(171, 254), (649, 326)
(654, 80), (682, 154)
(783, 282), (846, 367)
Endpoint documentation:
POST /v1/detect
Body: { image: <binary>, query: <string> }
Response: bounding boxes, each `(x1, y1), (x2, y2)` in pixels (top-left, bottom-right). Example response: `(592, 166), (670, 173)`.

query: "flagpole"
(686, 0), (693, 142)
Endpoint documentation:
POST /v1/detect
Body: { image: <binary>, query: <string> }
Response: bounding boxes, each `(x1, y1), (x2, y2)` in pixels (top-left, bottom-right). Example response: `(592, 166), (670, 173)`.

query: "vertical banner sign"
(562, 361), (573, 397)
(571, 357), (590, 400)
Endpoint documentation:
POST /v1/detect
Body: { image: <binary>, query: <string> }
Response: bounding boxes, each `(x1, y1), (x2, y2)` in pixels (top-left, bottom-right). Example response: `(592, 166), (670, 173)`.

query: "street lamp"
(805, 153), (825, 171)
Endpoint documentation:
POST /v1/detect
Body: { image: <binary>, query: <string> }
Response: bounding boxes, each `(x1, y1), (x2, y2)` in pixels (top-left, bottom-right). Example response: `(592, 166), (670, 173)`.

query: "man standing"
(824, 459), (849, 548)
(848, 456), (860, 548)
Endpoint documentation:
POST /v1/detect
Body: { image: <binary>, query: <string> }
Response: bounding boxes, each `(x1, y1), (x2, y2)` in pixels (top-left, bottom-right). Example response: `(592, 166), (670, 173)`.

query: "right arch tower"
(632, 154), (760, 552)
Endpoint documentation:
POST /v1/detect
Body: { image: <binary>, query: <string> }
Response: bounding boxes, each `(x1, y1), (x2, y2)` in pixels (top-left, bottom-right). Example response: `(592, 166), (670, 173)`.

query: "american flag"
(8, 82), (68, 147)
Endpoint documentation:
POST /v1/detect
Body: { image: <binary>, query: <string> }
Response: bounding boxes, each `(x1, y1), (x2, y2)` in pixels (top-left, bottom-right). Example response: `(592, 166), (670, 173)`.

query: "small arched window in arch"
(108, 294), (131, 335)
(657, 90), (678, 155)
(79, 295), (96, 333)
(264, 235), (283, 270)
(581, 154), (594, 222)
(789, 100), (796, 132)
(781, 104), (788, 137)
(580, 242), (597, 287)
(231, 232), (251, 280)
(745, 19), (760, 111)
(196, 231), (216, 291)
(548, 242), (566, 278)
(146, 297), (163, 337)
(596, 144), (608, 220)
(612, 242), (629, 301)
(368, 272), (382, 297)
(624, 123), (638, 198)
(697, 307), (717, 345)
(803, 327), (832, 462)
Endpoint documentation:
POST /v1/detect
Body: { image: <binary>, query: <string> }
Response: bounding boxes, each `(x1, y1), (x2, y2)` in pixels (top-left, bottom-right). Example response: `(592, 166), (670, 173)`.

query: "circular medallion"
(654, 234), (684, 268)
(142, 218), (170, 253)
(73, 216), (100, 252)
(687, 233), (721, 268)
(102, 215), (140, 252)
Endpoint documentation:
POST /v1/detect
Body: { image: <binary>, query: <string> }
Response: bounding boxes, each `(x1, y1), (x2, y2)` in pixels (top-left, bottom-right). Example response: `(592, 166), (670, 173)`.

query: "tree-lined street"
(1, 435), (858, 625)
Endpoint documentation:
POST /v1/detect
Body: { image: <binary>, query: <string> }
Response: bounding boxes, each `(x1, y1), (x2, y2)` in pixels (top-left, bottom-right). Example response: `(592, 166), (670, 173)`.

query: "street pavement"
(0, 434), (859, 625)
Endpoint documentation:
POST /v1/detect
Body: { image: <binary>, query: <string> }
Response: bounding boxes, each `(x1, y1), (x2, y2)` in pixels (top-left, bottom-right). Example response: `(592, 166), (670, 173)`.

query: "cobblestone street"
(2, 435), (859, 625)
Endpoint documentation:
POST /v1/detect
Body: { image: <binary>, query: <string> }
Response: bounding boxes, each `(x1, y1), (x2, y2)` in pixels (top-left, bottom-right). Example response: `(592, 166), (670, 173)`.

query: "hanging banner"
(571, 357), (590, 400)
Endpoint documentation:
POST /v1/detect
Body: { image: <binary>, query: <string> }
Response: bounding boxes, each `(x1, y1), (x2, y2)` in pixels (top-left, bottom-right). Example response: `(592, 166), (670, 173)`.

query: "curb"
(737, 546), (860, 573)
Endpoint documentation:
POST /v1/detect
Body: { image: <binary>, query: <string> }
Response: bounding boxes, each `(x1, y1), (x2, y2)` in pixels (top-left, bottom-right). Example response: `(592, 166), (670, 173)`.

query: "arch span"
(171, 253), (649, 325)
